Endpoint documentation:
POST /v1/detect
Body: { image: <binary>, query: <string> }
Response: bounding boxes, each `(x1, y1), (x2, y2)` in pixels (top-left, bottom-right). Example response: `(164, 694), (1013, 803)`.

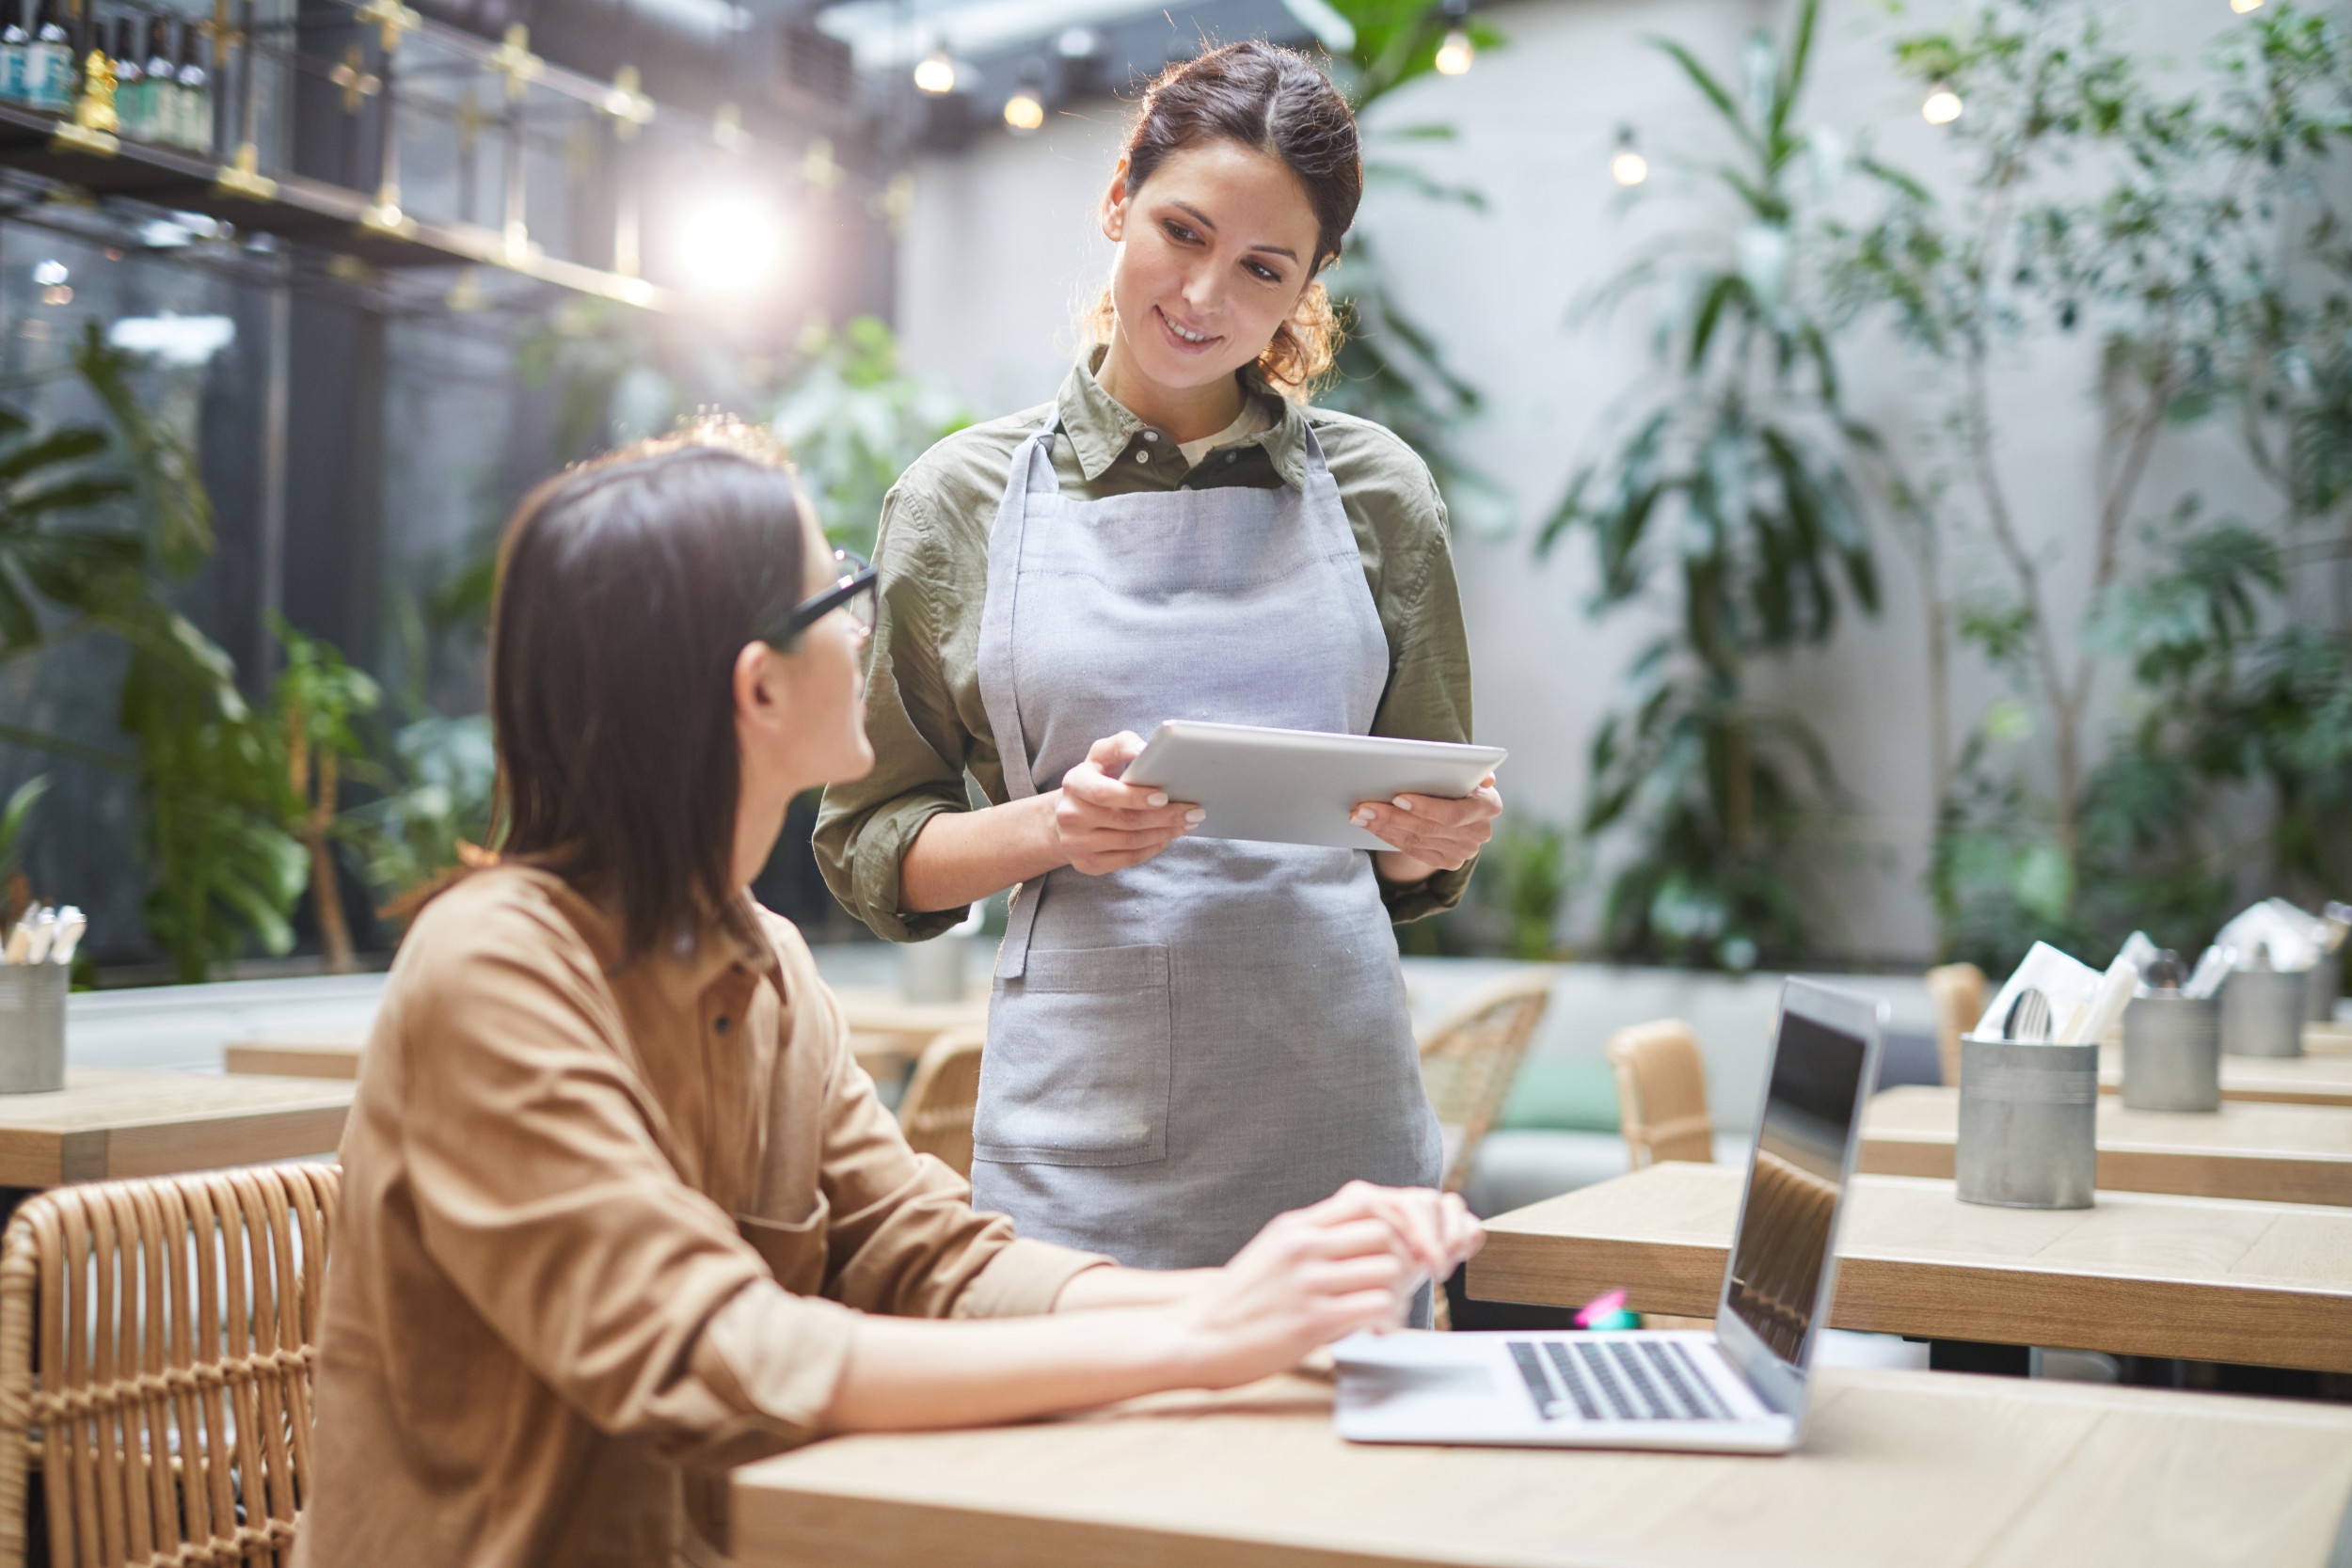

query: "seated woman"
(295, 425), (1481, 1568)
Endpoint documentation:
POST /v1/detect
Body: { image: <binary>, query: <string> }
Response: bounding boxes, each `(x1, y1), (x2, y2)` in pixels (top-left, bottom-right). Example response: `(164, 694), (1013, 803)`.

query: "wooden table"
(0, 1069), (353, 1187)
(2096, 1029), (2352, 1109)
(730, 1367), (2352, 1568)
(1863, 1084), (2352, 1206)
(225, 989), (991, 1086)
(1470, 1162), (2352, 1372)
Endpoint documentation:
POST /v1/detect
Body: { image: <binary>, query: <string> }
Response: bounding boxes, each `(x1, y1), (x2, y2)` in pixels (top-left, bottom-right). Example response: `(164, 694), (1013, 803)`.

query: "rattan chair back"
(0, 1162), (341, 1568)
(1416, 971), (1555, 1196)
(1926, 962), (1987, 1089)
(898, 1028), (988, 1180)
(1606, 1020), (1715, 1168)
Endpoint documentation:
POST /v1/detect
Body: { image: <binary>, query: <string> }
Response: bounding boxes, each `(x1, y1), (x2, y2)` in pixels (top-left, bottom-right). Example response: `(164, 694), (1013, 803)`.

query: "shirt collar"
(658, 897), (778, 1012)
(1055, 344), (1312, 492)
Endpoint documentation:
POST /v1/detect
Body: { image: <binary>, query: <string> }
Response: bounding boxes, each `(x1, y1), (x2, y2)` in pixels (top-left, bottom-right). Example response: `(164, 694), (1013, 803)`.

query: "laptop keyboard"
(1507, 1338), (1737, 1422)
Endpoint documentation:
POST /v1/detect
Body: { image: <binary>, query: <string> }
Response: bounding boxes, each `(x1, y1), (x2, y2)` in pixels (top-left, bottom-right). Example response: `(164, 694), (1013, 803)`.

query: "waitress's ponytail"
(1089, 40), (1359, 400)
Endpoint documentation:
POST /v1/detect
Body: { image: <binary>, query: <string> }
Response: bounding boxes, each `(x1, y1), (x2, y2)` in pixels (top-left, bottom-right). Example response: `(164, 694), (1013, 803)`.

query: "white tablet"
(1122, 721), (1506, 852)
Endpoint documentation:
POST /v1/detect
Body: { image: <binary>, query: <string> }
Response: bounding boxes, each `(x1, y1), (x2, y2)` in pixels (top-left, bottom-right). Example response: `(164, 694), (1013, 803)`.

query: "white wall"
(889, 0), (2278, 967)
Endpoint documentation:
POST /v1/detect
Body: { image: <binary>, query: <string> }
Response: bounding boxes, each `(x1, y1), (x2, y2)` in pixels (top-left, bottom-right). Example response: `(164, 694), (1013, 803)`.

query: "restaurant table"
(225, 987), (990, 1087)
(0, 1068), (352, 1187)
(1469, 1162), (2352, 1373)
(728, 1367), (2352, 1568)
(1862, 1084), (2352, 1205)
(2099, 1043), (2352, 1108)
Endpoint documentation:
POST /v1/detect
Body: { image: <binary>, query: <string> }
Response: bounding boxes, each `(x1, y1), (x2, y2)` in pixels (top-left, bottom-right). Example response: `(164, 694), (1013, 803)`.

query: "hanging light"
(1610, 124), (1647, 187)
(1433, 0), (1471, 75)
(914, 43), (957, 95)
(1003, 69), (1045, 134)
(2231, 0), (2264, 11)
(1921, 82), (1963, 124)
(675, 192), (785, 294)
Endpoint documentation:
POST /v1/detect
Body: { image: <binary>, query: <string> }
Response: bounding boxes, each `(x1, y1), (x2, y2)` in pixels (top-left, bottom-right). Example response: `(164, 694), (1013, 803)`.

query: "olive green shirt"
(814, 351), (1478, 942)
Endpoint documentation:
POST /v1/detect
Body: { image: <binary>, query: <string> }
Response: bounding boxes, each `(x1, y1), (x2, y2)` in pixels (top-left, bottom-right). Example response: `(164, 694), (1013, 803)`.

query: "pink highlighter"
(1575, 1289), (1639, 1332)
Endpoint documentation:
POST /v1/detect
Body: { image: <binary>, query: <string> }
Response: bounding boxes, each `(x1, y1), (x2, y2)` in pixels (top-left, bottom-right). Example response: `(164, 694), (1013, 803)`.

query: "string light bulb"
(1610, 124), (1647, 186)
(1432, 0), (1472, 75)
(2230, 0), (2264, 12)
(913, 44), (956, 95)
(1003, 82), (1044, 133)
(1921, 82), (1963, 124)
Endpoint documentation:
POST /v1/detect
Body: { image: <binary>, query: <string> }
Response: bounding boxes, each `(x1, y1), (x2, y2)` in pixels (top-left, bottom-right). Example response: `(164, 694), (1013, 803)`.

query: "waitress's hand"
(1050, 731), (1204, 875)
(1353, 774), (1502, 879)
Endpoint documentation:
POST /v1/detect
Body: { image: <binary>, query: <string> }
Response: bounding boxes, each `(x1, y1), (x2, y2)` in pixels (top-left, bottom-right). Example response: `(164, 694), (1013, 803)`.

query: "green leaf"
(1645, 37), (1760, 155)
(0, 772), (49, 870)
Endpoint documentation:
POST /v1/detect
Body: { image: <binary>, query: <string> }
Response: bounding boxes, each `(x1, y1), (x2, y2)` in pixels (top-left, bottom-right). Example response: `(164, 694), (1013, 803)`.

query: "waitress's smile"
(1154, 306), (1222, 353)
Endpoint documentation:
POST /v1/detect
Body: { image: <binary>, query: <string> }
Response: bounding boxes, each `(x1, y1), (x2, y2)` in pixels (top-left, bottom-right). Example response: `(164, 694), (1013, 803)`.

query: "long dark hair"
(489, 423), (806, 962)
(1088, 40), (1362, 397)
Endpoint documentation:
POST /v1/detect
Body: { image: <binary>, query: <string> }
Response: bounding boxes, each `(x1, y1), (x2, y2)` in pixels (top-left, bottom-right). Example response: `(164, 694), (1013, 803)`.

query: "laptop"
(1334, 977), (1885, 1454)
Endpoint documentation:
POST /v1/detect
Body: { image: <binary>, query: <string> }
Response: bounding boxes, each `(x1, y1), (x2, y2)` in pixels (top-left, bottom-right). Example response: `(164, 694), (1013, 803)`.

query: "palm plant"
(1541, 0), (1882, 971)
(0, 324), (307, 980)
(1839, 1), (2352, 969)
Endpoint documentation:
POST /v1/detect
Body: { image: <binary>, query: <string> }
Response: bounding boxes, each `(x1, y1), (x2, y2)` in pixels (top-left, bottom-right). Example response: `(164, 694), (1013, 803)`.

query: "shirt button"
(1141, 429), (1159, 441)
(1135, 450), (1150, 464)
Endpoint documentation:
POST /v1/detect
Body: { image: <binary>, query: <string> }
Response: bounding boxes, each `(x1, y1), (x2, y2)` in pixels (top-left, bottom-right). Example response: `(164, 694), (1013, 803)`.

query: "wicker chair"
(1416, 971), (1555, 1196)
(898, 1028), (988, 1180)
(1927, 962), (1988, 1088)
(1606, 1020), (1715, 1168)
(0, 1162), (342, 1568)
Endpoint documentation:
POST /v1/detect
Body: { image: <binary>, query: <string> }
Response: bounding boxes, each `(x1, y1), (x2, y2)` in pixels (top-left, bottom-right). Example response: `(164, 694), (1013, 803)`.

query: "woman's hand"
(1161, 1183), (1485, 1390)
(1051, 731), (1203, 875)
(1354, 774), (1502, 883)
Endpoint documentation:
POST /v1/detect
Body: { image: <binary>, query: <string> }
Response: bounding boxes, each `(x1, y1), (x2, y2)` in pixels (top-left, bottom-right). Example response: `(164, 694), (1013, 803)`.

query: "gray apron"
(970, 414), (1442, 1270)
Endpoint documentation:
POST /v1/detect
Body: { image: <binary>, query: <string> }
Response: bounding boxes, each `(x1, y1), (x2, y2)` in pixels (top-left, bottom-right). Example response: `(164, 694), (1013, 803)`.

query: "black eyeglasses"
(769, 547), (878, 644)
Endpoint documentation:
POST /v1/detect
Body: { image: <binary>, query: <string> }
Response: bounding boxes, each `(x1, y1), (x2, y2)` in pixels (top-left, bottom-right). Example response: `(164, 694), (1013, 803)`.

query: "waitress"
(815, 39), (1500, 1272)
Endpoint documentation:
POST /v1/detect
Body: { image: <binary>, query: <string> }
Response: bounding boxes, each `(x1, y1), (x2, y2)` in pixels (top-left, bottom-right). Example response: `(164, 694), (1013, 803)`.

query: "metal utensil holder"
(2221, 969), (2308, 1059)
(2308, 959), (2341, 1025)
(2120, 995), (2220, 1112)
(1956, 1035), (2097, 1210)
(0, 964), (66, 1094)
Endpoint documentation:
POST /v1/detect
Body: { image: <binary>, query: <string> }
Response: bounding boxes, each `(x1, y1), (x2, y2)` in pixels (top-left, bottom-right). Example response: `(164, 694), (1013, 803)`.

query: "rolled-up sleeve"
(400, 912), (866, 1462)
(815, 489), (976, 943)
(1370, 476), (1478, 923)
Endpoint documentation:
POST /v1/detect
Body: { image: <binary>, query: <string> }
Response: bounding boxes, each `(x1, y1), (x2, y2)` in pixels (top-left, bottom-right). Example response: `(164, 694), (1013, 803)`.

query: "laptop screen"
(1722, 1009), (1870, 1371)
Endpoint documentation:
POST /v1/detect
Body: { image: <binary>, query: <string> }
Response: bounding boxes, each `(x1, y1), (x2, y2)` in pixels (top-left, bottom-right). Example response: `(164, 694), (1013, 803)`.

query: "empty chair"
(0, 1162), (341, 1567)
(1417, 971), (1555, 1196)
(1606, 1020), (1714, 1168)
(897, 1027), (989, 1180)
(1927, 962), (1988, 1088)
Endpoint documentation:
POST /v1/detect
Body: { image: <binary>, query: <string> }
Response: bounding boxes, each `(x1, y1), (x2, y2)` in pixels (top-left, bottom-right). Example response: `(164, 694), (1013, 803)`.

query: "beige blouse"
(294, 865), (1107, 1568)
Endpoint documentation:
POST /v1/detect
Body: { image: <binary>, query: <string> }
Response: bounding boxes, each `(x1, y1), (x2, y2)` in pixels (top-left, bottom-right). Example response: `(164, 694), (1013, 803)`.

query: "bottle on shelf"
(0, 4), (26, 105)
(172, 20), (206, 151)
(23, 0), (72, 112)
(111, 16), (144, 136)
(137, 15), (169, 139)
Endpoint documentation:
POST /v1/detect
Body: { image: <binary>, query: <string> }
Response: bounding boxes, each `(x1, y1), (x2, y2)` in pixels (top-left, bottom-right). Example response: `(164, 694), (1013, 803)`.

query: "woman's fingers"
(1348, 780), (1502, 870)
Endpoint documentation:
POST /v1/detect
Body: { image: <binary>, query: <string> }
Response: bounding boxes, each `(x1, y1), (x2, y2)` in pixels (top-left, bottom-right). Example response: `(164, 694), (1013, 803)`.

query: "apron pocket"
(974, 943), (1171, 1167)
